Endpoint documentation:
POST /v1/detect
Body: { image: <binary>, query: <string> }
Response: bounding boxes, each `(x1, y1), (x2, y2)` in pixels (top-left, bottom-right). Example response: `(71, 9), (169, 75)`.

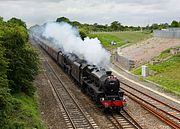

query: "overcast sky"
(0, 0), (180, 27)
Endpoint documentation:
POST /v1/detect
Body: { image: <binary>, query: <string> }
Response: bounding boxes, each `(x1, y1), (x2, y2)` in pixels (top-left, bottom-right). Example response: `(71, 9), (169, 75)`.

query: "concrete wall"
(114, 52), (135, 70)
(154, 28), (180, 38)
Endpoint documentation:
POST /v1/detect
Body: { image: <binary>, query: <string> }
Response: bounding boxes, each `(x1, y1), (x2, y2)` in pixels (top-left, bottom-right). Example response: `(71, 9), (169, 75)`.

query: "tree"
(71, 21), (81, 27)
(0, 45), (8, 88)
(0, 39), (14, 128)
(7, 17), (27, 28)
(1, 21), (39, 96)
(0, 17), (5, 25)
(0, 16), (3, 22)
(79, 28), (88, 40)
(110, 21), (123, 31)
(150, 23), (159, 30)
(159, 23), (169, 29)
(0, 16), (40, 128)
(56, 17), (70, 23)
(171, 20), (179, 27)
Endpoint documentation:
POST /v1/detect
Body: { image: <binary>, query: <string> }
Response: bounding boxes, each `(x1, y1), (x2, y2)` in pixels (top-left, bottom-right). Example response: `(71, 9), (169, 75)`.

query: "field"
(133, 48), (180, 95)
(88, 31), (152, 50)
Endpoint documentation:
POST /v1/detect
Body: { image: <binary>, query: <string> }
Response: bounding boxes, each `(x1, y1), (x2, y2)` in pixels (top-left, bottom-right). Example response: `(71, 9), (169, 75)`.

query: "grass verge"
(133, 48), (180, 95)
(12, 93), (44, 129)
(88, 31), (152, 50)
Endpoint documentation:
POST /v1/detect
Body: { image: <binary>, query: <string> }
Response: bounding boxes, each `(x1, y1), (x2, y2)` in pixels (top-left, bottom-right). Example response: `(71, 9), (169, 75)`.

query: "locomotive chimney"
(106, 71), (112, 76)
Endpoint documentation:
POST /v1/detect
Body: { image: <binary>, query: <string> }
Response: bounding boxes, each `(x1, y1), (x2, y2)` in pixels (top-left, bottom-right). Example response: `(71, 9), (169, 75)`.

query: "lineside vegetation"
(88, 32), (152, 50)
(0, 17), (43, 128)
(133, 48), (180, 95)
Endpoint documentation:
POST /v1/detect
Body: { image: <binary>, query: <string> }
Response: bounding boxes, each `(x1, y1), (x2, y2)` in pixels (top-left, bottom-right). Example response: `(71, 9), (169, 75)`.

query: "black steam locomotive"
(35, 37), (126, 111)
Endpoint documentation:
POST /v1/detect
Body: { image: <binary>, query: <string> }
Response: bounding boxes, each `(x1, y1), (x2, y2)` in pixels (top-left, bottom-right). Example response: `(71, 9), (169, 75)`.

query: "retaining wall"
(114, 52), (135, 70)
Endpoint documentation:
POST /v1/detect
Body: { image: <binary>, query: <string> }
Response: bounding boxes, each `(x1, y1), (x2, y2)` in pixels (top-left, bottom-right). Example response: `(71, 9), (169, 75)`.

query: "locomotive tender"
(37, 37), (126, 111)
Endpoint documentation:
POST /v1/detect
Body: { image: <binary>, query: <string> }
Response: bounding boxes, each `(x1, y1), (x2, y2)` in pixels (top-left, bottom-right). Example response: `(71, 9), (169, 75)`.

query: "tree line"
(0, 17), (39, 128)
(56, 17), (180, 35)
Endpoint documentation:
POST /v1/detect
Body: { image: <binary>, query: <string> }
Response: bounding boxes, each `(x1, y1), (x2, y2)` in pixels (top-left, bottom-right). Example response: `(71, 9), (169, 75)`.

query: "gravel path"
(118, 37), (180, 67)
(126, 97), (171, 129)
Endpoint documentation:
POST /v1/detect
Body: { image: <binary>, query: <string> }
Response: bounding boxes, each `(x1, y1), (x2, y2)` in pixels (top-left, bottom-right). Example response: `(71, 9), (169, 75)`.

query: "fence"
(153, 28), (180, 38)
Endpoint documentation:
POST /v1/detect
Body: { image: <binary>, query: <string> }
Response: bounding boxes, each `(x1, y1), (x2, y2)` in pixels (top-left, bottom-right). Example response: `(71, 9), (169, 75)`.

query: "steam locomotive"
(35, 37), (126, 111)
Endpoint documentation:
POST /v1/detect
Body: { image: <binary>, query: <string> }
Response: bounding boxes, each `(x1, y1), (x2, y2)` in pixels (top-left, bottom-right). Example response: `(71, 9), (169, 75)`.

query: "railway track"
(106, 109), (143, 129)
(121, 82), (180, 129)
(38, 41), (180, 129)
(34, 41), (145, 129)
(40, 46), (99, 129)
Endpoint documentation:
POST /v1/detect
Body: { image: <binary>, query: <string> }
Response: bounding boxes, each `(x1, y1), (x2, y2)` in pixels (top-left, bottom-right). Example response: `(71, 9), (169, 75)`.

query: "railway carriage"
(57, 51), (64, 67)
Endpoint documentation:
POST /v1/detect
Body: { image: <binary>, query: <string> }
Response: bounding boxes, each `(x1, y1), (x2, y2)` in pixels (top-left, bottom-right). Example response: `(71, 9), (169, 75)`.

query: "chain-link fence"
(154, 28), (180, 38)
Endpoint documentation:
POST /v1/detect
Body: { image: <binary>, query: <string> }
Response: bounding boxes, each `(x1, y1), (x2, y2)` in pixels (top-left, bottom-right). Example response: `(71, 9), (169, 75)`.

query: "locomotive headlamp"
(123, 97), (126, 101)
(100, 98), (104, 101)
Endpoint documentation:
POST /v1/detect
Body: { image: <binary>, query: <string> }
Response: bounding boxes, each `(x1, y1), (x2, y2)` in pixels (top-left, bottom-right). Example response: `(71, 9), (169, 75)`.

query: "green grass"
(133, 50), (180, 95)
(12, 93), (44, 129)
(88, 31), (152, 50)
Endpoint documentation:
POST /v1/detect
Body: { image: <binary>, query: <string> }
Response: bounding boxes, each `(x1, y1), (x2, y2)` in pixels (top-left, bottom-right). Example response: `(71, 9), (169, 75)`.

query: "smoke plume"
(31, 22), (110, 67)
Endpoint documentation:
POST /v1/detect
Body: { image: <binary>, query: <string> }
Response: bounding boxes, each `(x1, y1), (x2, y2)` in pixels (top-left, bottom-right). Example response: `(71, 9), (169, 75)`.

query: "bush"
(0, 17), (41, 128)
(79, 28), (88, 40)
(1, 22), (39, 95)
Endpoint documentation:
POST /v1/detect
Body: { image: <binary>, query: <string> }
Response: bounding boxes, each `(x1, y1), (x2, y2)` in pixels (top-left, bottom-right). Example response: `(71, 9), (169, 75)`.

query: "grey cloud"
(0, 0), (64, 2)
(110, 0), (169, 5)
(0, 0), (179, 27)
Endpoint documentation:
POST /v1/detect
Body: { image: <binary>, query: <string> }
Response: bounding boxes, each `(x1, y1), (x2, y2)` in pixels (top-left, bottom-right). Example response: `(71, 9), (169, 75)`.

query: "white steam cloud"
(32, 22), (110, 67)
